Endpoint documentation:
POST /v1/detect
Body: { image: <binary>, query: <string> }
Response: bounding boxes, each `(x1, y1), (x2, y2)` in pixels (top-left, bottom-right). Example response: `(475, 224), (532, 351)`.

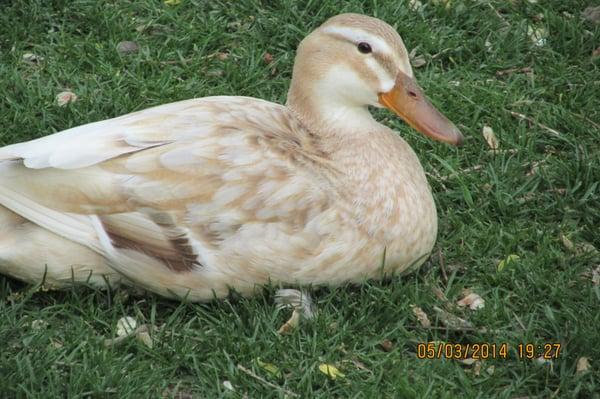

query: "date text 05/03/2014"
(416, 342), (562, 360)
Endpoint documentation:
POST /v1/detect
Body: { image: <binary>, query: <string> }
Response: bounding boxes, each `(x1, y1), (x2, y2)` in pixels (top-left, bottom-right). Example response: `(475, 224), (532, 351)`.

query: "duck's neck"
(286, 70), (379, 143)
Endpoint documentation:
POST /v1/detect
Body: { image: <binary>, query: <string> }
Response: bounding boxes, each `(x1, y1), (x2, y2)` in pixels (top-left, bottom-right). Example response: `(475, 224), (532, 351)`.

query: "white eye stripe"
(322, 26), (393, 56)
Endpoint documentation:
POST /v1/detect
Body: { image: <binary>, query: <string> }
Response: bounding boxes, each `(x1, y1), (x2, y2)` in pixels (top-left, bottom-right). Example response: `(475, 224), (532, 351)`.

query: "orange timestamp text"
(416, 342), (562, 360)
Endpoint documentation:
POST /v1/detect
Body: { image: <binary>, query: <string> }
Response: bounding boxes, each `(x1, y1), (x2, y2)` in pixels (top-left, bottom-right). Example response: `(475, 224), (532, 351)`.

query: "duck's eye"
(357, 42), (372, 54)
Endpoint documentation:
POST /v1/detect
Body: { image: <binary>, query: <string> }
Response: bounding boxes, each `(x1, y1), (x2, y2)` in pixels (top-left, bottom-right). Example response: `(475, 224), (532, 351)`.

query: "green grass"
(1, 0), (599, 397)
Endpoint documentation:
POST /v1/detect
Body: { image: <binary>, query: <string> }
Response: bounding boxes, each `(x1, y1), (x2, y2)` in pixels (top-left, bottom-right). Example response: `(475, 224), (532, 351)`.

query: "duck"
(0, 13), (463, 302)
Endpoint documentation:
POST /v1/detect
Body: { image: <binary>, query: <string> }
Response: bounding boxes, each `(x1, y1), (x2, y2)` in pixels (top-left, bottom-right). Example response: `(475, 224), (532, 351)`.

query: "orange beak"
(378, 71), (463, 146)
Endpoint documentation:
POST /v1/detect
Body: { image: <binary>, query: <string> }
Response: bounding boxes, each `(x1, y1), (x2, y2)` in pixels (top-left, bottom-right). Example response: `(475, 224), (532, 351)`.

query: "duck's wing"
(0, 96), (341, 298)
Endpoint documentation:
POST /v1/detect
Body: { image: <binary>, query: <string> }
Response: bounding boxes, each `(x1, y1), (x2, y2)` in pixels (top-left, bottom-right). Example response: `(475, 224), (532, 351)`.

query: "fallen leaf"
(432, 287), (450, 303)
(56, 91), (78, 107)
(484, 39), (492, 52)
(497, 254), (520, 272)
(526, 160), (543, 176)
(457, 292), (485, 310)
(318, 364), (345, 380)
(222, 380), (235, 392)
(527, 26), (548, 47)
(207, 69), (223, 77)
(255, 358), (281, 378)
(136, 330), (153, 348)
(473, 361), (483, 376)
(116, 316), (137, 337)
(380, 339), (394, 352)
(216, 52), (229, 61)
(263, 52), (273, 65)
(51, 339), (63, 349)
(486, 365), (495, 375)
(456, 358), (476, 366)
(593, 48), (600, 58)
(278, 309), (300, 334)
(409, 48), (427, 68)
(31, 319), (48, 330)
(116, 41), (139, 55)
(576, 357), (591, 374)
(561, 234), (575, 252)
(411, 305), (432, 327)
(534, 356), (553, 370)
(561, 234), (598, 254)
(408, 0), (424, 12)
(592, 265), (600, 286)
(582, 6), (600, 24)
(22, 52), (43, 63)
(433, 306), (473, 329)
(482, 125), (499, 150)
(532, 13), (544, 22)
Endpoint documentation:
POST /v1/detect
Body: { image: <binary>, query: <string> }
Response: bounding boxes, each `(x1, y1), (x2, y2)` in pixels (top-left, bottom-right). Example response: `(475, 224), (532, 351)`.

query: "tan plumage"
(0, 14), (462, 301)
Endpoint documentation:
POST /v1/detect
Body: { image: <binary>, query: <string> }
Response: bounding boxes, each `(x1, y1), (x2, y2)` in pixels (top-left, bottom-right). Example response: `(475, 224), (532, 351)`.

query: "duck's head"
(286, 13), (463, 146)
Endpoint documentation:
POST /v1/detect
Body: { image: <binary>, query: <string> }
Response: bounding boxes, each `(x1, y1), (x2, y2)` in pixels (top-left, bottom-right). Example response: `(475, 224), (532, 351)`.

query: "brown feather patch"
(100, 216), (200, 273)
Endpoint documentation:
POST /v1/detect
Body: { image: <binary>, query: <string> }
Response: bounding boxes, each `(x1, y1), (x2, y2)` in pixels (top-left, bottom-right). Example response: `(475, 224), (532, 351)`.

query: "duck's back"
(0, 96), (385, 299)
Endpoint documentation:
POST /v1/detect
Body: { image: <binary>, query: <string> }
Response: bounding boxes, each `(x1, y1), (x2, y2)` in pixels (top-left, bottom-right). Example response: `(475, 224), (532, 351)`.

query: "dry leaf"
(409, 48), (427, 68)
(380, 339), (394, 352)
(593, 48), (600, 58)
(433, 306), (473, 329)
(561, 234), (575, 252)
(486, 365), (495, 375)
(22, 52), (43, 63)
(535, 356), (553, 370)
(411, 305), (432, 327)
(116, 316), (137, 337)
(408, 0), (424, 12)
(592, 265), (600, 286)
(497, 254), (520, 272)
(256, 358), (281, 378)
(31, 319), (48, 330)
(457, 292), (485, 310)
(216, 52), (229, 61)
(222, 380), (235, 391)
(482, 125), (499, 150)
(582, 6), (600, 24)
(456, 358), (476, 366)
(51, 339), (63, 349)
(576, 357), (591, 374)
(318, 364), (345, 380)
(527, 26), (548, 47)
(432, 287), (450, 303)
(473, 361), (483, 376)
(56, 91), (78, 107)
(484, 39), (492, 52)
(278, 309), (300, 334)
(562, 234), (598, 254)
(116, 41), (139, 55)
(136, 330), (153, 348)
(263, 52), (274, 65)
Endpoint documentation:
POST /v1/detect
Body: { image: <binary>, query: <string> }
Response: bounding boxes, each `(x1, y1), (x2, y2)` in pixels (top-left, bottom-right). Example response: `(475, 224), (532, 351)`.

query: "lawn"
(1, 0), (599, 397)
